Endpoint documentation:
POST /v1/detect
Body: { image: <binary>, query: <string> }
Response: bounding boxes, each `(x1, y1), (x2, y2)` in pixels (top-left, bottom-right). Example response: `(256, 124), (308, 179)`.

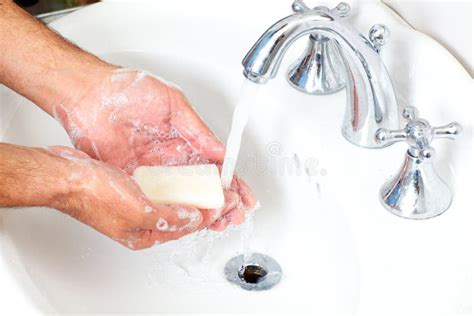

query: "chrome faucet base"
(287, 34), (346, 95)
(376, 106), (462, 219)
(380, 153), (452, 220)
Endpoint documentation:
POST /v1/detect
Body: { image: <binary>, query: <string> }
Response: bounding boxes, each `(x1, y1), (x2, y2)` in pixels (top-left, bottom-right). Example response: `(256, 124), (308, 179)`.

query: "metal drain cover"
(224, 253), (282, 291)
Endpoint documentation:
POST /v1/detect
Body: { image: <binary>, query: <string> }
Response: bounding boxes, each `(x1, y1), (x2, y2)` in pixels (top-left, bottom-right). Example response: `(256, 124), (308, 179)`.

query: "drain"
(239, 264), (267, 283)
(225, 253), (282, 291)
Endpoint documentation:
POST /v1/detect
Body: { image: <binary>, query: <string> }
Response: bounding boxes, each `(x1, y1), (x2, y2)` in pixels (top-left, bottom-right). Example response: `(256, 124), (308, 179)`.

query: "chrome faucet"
(242, 1), (399, 148)
(375, 107), (462, 219)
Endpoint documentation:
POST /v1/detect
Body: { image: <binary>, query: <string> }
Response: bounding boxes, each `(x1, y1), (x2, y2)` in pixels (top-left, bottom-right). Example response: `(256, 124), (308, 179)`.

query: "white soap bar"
(133, 164), (225, 209)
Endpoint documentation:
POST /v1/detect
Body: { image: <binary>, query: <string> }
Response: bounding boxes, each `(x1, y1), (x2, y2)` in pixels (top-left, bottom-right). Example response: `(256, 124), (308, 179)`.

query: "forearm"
(0, 0), (114, 114)
(0, 143), (76, 208)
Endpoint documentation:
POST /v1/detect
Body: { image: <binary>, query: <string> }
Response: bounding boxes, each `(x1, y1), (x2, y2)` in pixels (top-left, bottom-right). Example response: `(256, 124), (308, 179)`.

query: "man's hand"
(0, 144), (205, 250)
(0, 1), (256, 242)
(53, 69), (256, 230)
(48, 146), (208, 249)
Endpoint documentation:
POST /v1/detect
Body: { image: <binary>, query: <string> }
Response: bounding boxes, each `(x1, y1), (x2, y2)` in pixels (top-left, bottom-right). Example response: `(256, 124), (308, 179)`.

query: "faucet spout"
(242, 9), (400, 148)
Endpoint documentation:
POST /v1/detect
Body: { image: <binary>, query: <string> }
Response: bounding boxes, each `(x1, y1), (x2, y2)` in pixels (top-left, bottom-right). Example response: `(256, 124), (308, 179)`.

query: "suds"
(176, 209), (202, 231)
(144, 205), (154, 214)
(156, 218), (170, 231)
(112, 67), (184, 91)
(101, 94), (129, 108)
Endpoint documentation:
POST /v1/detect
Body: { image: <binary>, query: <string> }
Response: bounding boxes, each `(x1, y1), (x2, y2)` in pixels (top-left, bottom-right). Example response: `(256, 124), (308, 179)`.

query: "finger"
(208, 190), (246, 231)
(143, 204), (203, 234)
(199, 190), (240, 227)
(226, 207), (246, 225)
(196, 135), (226, 164)
(232, 175), (257, 209)
(150, 226), (200, 245)
(209, 216), (229, 231)
(124, 229), (154, 250)
(169, 92), (226, 163)
(127, 205), (203, 247)
(206, 176), (256, 232)
(149, 205), (208, 244)
(209, 203), (246, 231)
(128, 228), (198, 250)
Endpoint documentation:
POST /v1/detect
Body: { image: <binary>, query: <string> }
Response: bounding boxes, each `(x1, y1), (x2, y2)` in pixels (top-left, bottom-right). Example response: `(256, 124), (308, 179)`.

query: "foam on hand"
(133, 164), (225, 209)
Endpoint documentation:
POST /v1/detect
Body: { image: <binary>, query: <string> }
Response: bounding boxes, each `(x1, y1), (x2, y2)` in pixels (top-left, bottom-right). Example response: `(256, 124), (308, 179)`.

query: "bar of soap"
(133, 164), (225, 209)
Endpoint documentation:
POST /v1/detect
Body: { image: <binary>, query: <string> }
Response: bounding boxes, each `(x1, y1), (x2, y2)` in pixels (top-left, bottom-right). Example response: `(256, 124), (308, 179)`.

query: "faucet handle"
(433, 122), (463, 140)
(292, 1), (351, 18)
(402, 106), (462, 140)
(330, 2), (351, 17)
(292, 0), (311, 13)
(368, 24), (391, 52)
(378, 106), (462, 219)
(375, 106), (462, 159)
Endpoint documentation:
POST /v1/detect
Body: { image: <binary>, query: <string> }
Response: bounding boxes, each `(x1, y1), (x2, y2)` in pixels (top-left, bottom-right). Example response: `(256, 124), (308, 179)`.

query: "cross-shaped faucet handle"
(375, 106), (462, 161)
(292, 1), (351, 17)
(291, 2), (388, 52)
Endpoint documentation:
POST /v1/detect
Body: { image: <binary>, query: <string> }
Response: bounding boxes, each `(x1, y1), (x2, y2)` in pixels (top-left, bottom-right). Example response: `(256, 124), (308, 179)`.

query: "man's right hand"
(48, 146), (210, 250)
(0, 143), (206, 250)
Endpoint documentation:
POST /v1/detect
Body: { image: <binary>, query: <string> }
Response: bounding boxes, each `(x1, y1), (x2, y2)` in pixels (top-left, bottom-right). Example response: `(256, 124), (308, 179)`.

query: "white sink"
(0, 0), (471, 314)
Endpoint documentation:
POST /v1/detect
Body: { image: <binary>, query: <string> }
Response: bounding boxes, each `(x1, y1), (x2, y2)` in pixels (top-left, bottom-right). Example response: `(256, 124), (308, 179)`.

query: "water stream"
(220, 79), (260, 188)
(150, 79), (261, 282)
(221, 79), (261, 264)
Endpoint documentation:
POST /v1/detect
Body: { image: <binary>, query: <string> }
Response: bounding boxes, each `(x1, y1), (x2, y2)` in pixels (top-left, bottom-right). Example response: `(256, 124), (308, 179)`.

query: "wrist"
(0, 144), (81, 209)
(40, 148), (89, 212)
(29, 148), (83, 209)
(50, 63), (120, 143)
(49, 59), (117, 114)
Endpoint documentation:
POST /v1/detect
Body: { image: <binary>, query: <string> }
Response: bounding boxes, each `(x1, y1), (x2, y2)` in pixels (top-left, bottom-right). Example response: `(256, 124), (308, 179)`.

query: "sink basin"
(0, 0), (471, 314)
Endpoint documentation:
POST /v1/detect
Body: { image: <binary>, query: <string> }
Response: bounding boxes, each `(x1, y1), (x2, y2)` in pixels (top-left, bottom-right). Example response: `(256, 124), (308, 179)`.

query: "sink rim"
(0, 0), (472, 314)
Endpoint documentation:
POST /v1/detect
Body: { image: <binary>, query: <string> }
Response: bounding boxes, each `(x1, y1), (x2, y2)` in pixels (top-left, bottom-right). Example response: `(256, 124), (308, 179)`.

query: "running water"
(241, 209), (257, 263)
(220, 79), (260, 188)
(150, 81), (261, 282)
(220, 79), (261, 265)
